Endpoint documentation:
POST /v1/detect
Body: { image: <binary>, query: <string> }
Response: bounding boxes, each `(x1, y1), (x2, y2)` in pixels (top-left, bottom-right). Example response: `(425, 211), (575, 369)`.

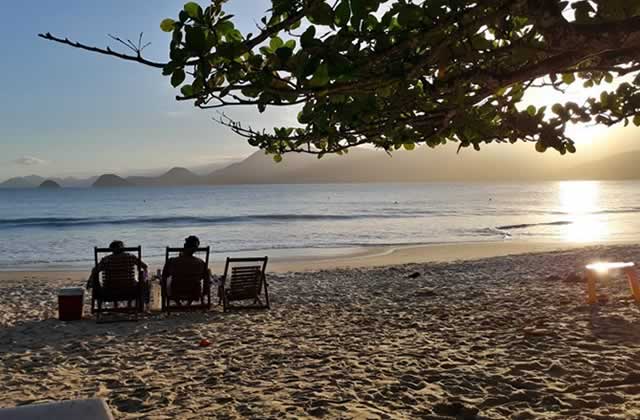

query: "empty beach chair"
(0, 398), (114, 420)
(91, 245), (146, 321)
(162, 246), (211, 312)
(220, 257), (270, 312)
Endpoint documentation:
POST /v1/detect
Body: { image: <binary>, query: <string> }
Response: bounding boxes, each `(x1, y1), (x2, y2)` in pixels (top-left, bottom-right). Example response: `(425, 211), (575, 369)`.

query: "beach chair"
(162, 246), (211, 312)
(220, 257), (270, 312)
(91, 246), (146, 321)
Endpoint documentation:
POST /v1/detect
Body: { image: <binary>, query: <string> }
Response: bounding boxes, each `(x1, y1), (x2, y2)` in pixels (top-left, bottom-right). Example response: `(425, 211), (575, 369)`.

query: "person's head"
(109, 240), (125, 255)
(183, 235), (200, 256)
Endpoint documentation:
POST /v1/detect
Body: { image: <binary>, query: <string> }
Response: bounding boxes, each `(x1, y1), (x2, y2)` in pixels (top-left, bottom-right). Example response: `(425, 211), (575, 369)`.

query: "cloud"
(12, 156), (47, 166)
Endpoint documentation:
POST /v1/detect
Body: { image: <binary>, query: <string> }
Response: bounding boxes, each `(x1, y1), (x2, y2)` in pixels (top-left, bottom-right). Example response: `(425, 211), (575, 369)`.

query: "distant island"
(38, 180), (61, 189)
(3, 147), (640, 189)
(93, 174), (134, 188)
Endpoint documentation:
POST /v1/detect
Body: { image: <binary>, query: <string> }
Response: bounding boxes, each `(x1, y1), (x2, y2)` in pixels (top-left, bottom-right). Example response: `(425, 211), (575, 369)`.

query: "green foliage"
(46, 0), (640, 158)
(160, 19), (175, 32)
(183, 2), (202, 19)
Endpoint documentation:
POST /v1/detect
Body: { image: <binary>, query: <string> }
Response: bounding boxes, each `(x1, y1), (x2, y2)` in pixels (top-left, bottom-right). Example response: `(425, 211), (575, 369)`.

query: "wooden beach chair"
(91, 246), (145, 322)
(162, 246), (211, 312)
(220, 257), (270, 312)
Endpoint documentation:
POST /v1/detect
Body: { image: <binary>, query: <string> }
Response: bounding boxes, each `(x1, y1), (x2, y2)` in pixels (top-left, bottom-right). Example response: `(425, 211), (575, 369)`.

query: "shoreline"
(0, 240), (635, 279)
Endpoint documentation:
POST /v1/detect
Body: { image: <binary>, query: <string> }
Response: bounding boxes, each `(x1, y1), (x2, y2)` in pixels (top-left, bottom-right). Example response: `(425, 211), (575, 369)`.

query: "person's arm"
(137, 258), (148, 272)
(87, 259), (104, 289)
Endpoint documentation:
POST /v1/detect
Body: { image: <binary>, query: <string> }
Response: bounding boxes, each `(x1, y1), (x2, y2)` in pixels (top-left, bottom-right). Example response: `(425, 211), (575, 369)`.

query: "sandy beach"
(2, 242), (640, 418)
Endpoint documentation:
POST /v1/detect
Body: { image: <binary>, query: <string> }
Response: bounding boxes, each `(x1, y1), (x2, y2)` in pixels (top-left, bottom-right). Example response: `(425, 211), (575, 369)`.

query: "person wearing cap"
(88, 240), (148, 291)
(162, 235), (209, 298)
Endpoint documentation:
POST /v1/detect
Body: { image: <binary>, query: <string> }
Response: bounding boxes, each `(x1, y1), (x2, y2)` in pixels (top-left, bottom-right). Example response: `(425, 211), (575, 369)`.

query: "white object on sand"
(0, 398), (114, 420)
(586, 261), (635, 274)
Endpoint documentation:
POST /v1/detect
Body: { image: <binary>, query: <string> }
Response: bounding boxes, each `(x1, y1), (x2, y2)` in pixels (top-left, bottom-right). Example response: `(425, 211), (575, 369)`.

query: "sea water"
(0, 181), (639, 269)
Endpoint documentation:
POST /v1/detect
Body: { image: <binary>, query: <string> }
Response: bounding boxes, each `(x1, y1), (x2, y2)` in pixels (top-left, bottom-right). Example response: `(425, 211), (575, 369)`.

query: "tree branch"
(37, 32), (167, 69)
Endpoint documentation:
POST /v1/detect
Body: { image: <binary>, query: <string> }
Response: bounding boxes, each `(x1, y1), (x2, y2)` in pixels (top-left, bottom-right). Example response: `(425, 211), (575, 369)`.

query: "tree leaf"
(276, 47), (293, 62)
(308, 2), (335, 25)
(273, 154), (283, 163)
(160, 19), (176, 32)
(171, 69), (186, 87)
(402, 143), (416, 151)
(270, 36), (284, 51)
(300, 26), (316, 48)
(335, 1), (351, 26)
(309, 63), (330, 87)
(180, 84), (194, 97)
(562, 73), (575, 84)
(551, 104), (563, 115)
(526, 105), (536, 116)
(184, 2), (202, 19)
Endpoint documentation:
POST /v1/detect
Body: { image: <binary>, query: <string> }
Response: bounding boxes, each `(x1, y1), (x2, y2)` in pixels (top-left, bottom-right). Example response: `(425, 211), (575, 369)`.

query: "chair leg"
(96, 300), (102, 322)
(264, 283), (271, 309)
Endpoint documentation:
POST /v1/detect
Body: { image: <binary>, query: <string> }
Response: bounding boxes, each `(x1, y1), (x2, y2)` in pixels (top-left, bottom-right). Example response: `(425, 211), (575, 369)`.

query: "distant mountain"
(0, 175), (45, 188)
(51, 176), (96, 188)
(4, 147), (640, 187)
(93, 174), (134, 188)
(127, 167), (203, 187)
(205, 147), (573, 184)
(39, 180), (61, 189)
(564, 151), (640, 180)
(0, 175), (97, 188)
(189, 160), (241, 175)
(157, 167), (203, 185)
(206, 151), (314, 184)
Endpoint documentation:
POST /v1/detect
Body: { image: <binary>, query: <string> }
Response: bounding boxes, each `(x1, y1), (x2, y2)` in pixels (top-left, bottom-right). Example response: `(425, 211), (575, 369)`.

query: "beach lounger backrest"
(162, 246), (212, 312)
(230, 265), (262, 298)
(94, 246), (143, 290)
(221, 257), (270, 311)
(164, 246), (210, 297)
(91, 246), (145, 320)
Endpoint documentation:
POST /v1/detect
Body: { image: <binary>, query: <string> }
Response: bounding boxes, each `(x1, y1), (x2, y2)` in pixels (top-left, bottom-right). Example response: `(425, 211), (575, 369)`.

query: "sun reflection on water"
(558, 181), (608, 243)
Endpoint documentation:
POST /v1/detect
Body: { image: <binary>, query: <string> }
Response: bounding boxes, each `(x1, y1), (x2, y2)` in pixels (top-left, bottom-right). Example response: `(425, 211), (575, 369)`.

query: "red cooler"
(58, 287), (84, 321)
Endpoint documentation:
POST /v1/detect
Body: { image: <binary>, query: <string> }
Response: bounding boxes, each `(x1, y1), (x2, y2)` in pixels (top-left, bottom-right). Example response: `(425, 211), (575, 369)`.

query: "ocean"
(0, 181), (638, 269)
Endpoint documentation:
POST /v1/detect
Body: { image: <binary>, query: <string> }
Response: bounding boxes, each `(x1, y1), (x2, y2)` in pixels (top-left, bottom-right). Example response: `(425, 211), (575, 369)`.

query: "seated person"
(89, 240), (148, 292)
(162, 235), (209, 299)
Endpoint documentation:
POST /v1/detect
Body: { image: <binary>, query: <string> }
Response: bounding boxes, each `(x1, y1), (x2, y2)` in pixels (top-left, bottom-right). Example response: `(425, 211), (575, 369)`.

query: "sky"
(0, 1), (639, 181)
(0, 0), (290, 180)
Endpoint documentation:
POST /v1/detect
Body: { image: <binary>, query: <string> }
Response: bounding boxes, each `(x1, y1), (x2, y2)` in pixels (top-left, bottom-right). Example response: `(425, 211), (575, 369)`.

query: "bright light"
(565, 122), (609, 145)
(586, 262), (635, 274)
(558, 181), (609, 243)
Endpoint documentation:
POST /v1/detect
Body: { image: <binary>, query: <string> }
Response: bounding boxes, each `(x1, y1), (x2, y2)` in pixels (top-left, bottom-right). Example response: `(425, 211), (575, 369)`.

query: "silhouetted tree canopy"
(40, 0), (640, 160)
